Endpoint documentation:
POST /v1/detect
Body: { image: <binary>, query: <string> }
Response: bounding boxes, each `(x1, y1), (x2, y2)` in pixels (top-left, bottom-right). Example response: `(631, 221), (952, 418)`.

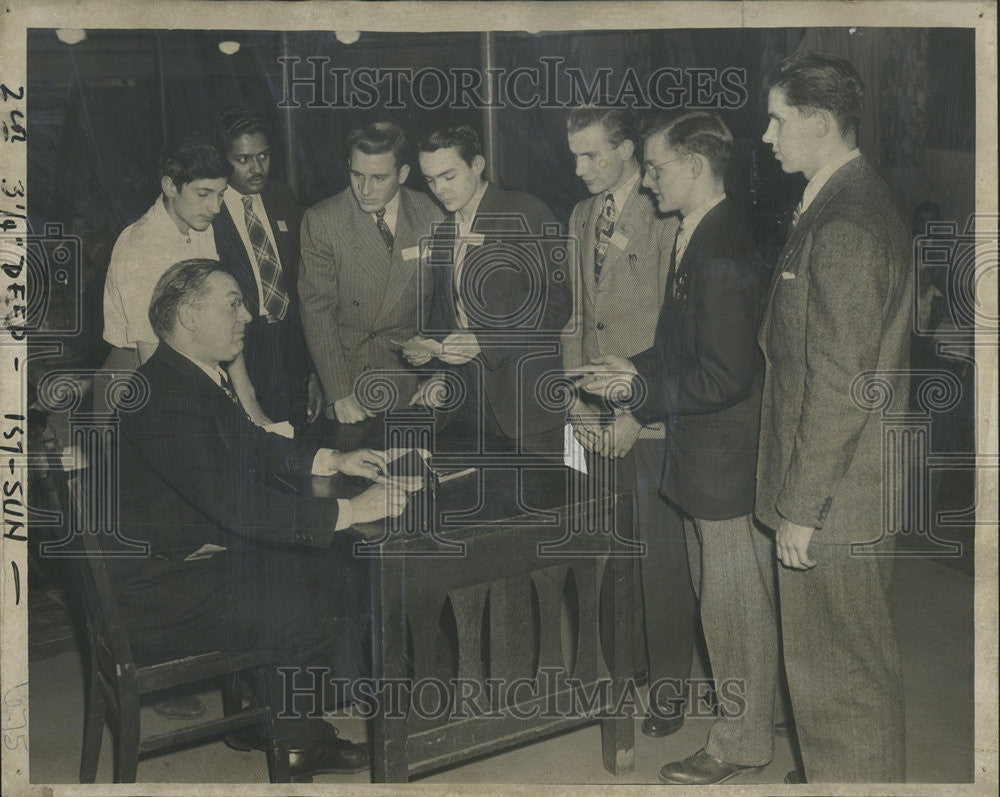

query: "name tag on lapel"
(781, 271), (796, 280)
(464, 232), (486, 247)
(276, 220), (288, 232)
(609, 230), (630, 250)
(401, 245), (420, 261)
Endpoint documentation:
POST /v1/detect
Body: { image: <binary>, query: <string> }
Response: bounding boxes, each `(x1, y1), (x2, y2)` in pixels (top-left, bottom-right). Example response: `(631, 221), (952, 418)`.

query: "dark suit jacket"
(213, 181), (311, 423)
(115, 342), (339, 562)
(425, 183), (573, 441)
(631, 198), (764, 520)
(756, 156), (912, 543)
(298, 186), (443, 409)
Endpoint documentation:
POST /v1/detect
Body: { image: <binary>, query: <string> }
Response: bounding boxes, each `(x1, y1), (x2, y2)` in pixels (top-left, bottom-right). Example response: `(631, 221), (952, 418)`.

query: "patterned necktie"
(594, 192), (617, 283)
(218, 369), (254, 424)
(791, 200), (803, 229)
(669, 222), (685, 300)
(375, 207), (395, 252)
(242, 195), (290, 321)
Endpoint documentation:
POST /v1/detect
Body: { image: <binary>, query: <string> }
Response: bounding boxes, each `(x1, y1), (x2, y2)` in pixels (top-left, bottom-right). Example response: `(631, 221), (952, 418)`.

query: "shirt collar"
(223, 185), (263, 219)
(175, 347), (226, 386)
(456, 180), (489, 229)
(371, 189), (401, 232)
(155, 194), (207, 242)
(801, 149), (861, 214)
(607, 168), (641, 214)
(680, 193), (726, 237)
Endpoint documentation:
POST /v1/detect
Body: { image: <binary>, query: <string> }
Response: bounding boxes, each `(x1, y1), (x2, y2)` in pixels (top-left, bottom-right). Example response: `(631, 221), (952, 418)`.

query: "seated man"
(107, 258), (407, 778)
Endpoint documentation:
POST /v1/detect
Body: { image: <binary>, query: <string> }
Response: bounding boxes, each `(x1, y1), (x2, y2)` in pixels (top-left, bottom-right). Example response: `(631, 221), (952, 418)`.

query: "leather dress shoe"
(784, 769), (806, 784)
(288, 737), (369, 781)
(641, 710), (685, 738)
(658, 748), (766, 785)
(224, 722), (339, 753)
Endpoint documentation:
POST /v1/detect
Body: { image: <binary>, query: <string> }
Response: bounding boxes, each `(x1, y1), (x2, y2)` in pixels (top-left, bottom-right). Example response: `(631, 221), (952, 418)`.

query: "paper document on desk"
(183, 543), (227, 561)
(264, 421), (295, 438)
(564, 422), (588, 474)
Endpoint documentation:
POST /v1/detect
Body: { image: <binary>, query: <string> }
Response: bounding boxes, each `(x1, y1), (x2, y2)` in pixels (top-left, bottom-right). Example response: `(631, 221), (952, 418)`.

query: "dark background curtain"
(26, 26), (976, 365)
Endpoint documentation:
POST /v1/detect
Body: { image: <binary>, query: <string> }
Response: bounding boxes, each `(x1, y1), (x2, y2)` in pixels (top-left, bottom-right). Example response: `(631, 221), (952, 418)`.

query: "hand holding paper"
(569, 355), (638, 402)
(437, 331), (481, 364)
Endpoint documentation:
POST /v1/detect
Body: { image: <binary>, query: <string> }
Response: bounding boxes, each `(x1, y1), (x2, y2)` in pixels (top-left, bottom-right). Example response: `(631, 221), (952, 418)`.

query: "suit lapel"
(350, 198), (392, 289)
(673, 199), (728, 305)
(579, 194), (601, 304)
(374, 189), (421, 327)
(596, 180), (643, 282)
(260, 186), (296, 288)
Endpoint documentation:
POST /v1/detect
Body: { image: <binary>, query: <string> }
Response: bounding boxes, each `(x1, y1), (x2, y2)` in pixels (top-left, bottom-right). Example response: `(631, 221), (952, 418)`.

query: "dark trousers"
(778, 541), (906, 782)
(595, 439), (698, 710)
(110, 542), (359, 744)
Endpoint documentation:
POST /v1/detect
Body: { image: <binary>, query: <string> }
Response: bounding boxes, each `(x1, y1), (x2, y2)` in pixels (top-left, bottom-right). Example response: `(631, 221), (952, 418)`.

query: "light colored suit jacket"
(298, 185), (443, 409)
(563, 179), (679, 436)
(756, 156), (912, 544)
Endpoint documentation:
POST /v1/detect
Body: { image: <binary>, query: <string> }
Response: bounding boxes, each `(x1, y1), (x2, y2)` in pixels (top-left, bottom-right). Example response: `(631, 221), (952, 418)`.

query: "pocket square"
(781, 271), (796, 280)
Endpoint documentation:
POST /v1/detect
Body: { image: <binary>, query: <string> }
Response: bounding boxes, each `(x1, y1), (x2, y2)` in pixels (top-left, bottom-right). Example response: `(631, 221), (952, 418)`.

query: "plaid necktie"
(594, 192), (616, 283)
(242, 195), (289, 321)
(375, 207), (395, 252)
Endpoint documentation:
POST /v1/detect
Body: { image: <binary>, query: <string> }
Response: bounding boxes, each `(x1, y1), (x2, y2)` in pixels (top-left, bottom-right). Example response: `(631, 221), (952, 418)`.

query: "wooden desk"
(349, 463), (636, 782)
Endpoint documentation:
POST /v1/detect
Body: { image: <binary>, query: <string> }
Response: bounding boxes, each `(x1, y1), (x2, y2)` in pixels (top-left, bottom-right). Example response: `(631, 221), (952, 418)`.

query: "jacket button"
(352, 300), (360, 306)
(362, 365), (372, 372)
(369, 332), (377, 339)
(596, 322), (605, 331)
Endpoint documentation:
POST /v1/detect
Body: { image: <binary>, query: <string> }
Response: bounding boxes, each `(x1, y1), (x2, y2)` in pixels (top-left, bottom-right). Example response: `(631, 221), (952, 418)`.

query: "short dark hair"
(216, 106), (271, 154)
(160, 142), (231, 191)
(346, 121), (408, 168)
(418, 125), (482, 167)
(769, 51), (865, 138)
(642, 111), (733, 178)
(149, 259), (226, 339)
(566, 106), (639, 152)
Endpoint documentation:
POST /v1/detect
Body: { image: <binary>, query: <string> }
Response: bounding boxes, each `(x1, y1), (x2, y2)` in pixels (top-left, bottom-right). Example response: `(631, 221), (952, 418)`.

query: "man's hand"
(568, 397), (603, 453)
(437, 331), (481, 365)
(607, 412), (642, 459)
(568, 355), (637, 402)
(776, 518), (818, 570)
(334, 394), (375, 424)
(335, 448), (389, 480)
(305, 373), (324, 423)
(348, 482), (408, 525)
(409, 375), (448, 409)
(399, 334), (441, 366)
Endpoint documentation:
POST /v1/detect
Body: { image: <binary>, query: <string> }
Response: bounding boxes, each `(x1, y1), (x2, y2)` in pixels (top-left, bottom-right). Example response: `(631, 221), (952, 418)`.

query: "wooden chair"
(75, 528), (290, 783)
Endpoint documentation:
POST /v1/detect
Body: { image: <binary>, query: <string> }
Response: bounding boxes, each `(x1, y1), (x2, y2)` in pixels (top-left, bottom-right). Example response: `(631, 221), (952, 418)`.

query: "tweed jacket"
(756, 156), (912, 543)
(298, 185), (443, 409)
(631, 198), (764, 520)
(563, 180), (679, 437)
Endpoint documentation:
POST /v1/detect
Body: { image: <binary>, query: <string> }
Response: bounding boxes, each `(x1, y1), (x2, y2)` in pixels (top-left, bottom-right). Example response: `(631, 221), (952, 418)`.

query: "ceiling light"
(218, 40), (241, 55)
(55, 29), (87, 46)
(335, 31), (360, 45)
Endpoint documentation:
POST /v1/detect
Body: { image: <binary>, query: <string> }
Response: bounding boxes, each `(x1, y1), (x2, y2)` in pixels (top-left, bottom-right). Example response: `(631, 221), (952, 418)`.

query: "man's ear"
(161, 175), (178, 198)
(397, 163), (411, 184)
(812, 109), (834, 140)
(619, 138), (636, 163)
(471, 154), (486, 178)
(176, 302), (199, 333)
(688, 153), (704, 181)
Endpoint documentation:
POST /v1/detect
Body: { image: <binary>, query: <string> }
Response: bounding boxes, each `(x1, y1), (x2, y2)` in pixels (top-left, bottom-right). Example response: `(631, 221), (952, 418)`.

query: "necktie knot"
(241, 195), (253, 210)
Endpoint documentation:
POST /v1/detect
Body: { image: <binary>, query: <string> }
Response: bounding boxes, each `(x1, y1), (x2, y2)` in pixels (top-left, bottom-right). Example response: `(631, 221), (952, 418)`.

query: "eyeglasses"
(643, 156), (687, 181)
(188, 296), (245, 315)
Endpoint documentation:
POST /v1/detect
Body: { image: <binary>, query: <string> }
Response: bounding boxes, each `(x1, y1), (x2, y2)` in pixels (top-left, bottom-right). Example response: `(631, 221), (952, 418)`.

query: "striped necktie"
(242, 195), (290, 321)
(791, 200), (803, 229)
(594, 192), (616, 283)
